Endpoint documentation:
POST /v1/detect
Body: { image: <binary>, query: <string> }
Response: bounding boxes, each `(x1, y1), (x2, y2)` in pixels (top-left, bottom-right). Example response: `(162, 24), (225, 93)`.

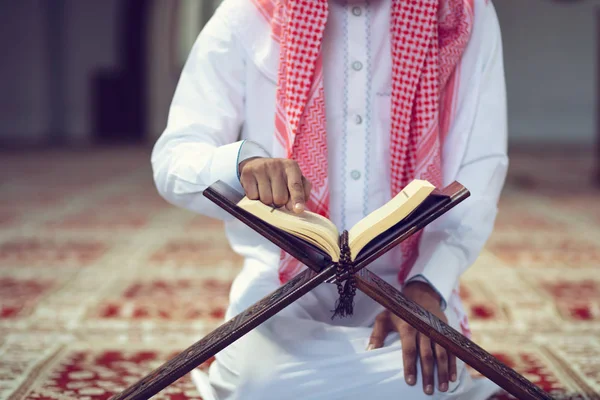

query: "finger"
(270, 169), (289, 207)
(434, 343), (449, 392)
(255, 168), (273, 206)
(287, 177), (312, 212)
(449, 352), (458, 383)
(240, 171), (259, 200)
(302, 176), (312, 200)
(368, 312), (391, 350)
(397, 322), (418, 387)
(285, 163), (306, 213)
(285, 197), (295, 212)
(418, 334), (435, 395)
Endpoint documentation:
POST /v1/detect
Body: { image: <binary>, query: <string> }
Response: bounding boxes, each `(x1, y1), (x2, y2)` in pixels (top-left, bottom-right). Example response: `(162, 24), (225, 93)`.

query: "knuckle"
(273, 195), (287, 206)
(403, 322), (415, 331)
(261, 193), (273, 203)
(240, 167), (252, 179)
(403, 347), (417, 359)
(421, 352), (434, 363)
(241, 181), (254, 193)
(398, 326), (413, 337)
(254, 163), (266, 175)
(369, 334), (383, 342)
(375, 313), (389, 323)
(265, 161), (278, 174)
(287, 160), (302, 172)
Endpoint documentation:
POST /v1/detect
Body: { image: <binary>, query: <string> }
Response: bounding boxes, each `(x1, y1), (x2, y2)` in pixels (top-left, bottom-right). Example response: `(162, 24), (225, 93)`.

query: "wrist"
(403, 281), (442, 305)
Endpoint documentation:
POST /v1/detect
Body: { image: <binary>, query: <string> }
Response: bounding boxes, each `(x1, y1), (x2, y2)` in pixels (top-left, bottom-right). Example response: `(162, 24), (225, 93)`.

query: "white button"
(352, 7), (362, 16)
(351, 170), (361, 180)
(355, 115), (363, 125)
(352, 61), (363, 71)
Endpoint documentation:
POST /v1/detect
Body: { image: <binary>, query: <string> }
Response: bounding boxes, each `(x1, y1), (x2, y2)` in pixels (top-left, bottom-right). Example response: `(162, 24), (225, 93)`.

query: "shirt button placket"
(344, 2), (368, 223)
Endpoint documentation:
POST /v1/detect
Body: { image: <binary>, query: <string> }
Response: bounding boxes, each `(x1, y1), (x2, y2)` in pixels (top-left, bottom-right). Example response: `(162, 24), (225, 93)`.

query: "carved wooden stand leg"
(111, 267), (336, 400)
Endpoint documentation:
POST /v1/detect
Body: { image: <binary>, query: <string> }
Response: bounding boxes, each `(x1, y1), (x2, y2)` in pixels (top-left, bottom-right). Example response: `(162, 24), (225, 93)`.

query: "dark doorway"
(92, 0), (150, 144)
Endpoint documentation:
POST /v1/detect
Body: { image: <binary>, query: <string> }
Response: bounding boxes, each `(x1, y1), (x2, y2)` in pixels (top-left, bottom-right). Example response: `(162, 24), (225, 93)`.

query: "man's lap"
(199, 259), (486, 399)
(200, 332), (479, 400)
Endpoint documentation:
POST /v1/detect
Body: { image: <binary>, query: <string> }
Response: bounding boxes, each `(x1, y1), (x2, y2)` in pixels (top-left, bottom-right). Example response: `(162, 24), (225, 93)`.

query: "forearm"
(150, 9), (271, 219)
(152, 128), (271, 218)
(152, 136), (247, 219)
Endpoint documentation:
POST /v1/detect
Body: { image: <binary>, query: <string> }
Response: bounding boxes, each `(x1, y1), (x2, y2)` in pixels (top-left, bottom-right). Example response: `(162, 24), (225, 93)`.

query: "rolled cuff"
(405, 241), (464, 310)
(405, 274), (448, 311)
(209, 140), (247, 194)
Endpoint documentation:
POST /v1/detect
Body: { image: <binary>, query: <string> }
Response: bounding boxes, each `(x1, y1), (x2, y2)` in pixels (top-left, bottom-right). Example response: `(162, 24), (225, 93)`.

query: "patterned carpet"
(1, 148), (599, 399)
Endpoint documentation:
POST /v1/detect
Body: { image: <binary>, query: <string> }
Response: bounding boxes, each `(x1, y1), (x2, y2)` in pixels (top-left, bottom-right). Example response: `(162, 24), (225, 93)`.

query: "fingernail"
(366, 344), (375, 351)
(451, 373), (457, 382)
(425, 385), (433, 395)
(294, 203), (304, 212)
(440, 382), (448, 392)
(406, 375), (415, 385)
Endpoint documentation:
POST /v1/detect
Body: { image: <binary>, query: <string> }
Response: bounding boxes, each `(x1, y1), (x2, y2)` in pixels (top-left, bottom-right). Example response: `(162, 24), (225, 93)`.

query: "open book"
(237, 179), (435, 261)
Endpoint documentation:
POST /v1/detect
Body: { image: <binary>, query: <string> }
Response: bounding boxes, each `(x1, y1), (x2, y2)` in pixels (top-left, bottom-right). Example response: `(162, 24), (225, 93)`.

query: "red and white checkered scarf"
(251, 0), (474, 284)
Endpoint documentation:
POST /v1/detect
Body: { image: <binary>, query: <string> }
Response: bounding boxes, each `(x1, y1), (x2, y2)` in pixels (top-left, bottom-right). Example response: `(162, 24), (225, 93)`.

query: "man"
(152, 0), (507, 398)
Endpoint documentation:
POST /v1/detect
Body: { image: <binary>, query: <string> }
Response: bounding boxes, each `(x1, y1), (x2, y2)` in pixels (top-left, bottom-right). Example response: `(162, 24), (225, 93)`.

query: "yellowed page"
(237, 198), (340, 261)
(347, 180), (435, 260)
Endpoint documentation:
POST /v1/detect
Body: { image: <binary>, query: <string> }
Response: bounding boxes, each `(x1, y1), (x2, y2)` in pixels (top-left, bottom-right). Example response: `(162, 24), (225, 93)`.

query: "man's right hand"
(239, 158), (311, 214)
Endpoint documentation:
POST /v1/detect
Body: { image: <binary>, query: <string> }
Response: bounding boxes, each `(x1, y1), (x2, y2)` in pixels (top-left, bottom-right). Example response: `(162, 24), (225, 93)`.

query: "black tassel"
(331, 231), (356, 319)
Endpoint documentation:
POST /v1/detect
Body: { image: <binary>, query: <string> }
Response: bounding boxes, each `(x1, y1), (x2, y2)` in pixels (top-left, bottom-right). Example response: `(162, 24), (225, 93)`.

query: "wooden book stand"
(111, 181), (553, 400)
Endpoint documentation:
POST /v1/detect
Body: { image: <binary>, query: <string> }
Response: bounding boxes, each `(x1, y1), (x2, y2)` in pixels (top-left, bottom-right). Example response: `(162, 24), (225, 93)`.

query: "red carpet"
(1, 148), (599, 399)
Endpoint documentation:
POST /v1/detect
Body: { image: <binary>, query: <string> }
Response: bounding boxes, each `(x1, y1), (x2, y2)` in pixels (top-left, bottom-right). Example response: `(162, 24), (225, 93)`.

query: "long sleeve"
(151, 11), (269, 220)
(405, 4), (508, 307)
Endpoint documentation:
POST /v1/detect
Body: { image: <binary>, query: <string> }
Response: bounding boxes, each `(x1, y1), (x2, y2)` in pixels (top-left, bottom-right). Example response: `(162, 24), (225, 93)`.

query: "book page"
(237, 198), (340, 261)
(347, 180), (435, 260)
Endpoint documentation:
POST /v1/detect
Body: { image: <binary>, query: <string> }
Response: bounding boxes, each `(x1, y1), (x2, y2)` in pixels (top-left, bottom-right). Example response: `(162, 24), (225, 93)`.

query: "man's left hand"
(368, 281), (457, 395)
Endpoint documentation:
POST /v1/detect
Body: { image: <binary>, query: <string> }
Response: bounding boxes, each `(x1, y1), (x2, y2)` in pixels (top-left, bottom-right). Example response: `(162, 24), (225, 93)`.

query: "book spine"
(331, 230), (357, 319)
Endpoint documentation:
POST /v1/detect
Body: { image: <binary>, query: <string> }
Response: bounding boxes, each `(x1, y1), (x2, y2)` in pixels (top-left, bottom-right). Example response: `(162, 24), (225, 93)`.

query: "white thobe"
(151, 0), (508, 398)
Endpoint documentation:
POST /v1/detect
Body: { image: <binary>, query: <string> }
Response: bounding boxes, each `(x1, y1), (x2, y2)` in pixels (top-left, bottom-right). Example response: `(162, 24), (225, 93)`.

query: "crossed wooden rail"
(111, 181), (553, 400)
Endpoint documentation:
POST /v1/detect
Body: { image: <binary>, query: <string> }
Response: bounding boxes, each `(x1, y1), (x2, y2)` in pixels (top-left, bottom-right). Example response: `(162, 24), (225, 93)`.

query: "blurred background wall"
(0, 0), (596, 149)
(1, 0), (122, 146)
(496, 0), (596, 146)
